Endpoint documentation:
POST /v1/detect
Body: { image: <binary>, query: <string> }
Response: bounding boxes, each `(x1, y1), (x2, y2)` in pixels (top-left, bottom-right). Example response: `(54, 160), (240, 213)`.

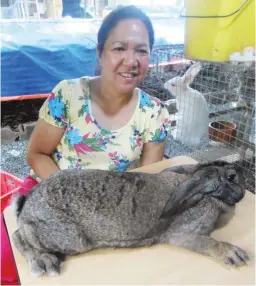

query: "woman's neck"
(91, 77), (134, 116)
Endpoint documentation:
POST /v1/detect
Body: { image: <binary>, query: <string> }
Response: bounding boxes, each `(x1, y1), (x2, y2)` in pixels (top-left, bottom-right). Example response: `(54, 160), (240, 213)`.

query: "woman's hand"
(140, 141), (165, 166)
(26, 119), (65, 180)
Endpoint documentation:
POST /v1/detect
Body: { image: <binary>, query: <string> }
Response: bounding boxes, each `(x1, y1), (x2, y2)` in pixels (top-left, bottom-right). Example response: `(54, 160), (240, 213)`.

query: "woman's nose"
(123, 51), (138, 68)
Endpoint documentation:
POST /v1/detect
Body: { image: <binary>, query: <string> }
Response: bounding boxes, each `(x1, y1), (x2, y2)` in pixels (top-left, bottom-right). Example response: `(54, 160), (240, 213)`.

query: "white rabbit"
(164, 62), (209, 146)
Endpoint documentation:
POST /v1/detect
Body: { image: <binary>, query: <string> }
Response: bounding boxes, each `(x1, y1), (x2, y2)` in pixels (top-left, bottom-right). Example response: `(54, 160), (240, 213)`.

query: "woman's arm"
(26, 119), (65, 180)
(140, 141), (165, 166)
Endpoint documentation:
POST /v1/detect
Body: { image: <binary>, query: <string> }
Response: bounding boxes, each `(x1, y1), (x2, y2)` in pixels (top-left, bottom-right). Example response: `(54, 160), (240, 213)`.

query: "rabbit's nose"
(164, 82), (169, 89)
(223, 182), (244, 204)
(234, 185), (245, 201)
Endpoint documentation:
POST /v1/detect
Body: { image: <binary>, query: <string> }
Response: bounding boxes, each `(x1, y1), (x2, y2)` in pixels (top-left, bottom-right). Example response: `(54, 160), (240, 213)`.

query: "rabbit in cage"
(12, 160), (249, 277)
(164, 62), (209, 146)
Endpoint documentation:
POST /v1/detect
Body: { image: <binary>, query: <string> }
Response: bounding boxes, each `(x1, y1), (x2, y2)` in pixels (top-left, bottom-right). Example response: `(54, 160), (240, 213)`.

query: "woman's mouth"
(119, 72), (138, 79)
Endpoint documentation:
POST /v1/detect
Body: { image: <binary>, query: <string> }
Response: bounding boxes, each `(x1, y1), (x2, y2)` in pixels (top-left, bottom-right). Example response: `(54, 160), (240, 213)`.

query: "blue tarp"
(0, 18), (184, 97)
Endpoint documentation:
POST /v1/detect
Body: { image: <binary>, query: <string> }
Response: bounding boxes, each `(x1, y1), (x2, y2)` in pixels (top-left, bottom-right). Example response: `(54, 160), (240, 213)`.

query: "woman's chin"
(117, 85), (136, 95)
(116, 77), (140, 93)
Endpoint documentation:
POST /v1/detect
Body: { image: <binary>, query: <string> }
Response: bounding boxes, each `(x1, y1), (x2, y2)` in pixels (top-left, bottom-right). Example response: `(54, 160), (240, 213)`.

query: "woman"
(27, 5), (171, 182)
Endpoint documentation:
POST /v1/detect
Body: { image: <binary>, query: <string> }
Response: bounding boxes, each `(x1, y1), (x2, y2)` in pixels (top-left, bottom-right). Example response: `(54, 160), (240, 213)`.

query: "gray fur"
(11, 193), (26, 218)
(12, 161), (249, 277)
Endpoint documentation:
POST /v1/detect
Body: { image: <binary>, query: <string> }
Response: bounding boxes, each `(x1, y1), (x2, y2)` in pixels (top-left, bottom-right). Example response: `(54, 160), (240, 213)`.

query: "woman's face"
(98, 19), (150, 95)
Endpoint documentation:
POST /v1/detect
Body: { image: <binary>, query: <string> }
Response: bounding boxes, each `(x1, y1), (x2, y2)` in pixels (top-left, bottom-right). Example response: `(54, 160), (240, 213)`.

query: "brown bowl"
(209, 121), (237, 142)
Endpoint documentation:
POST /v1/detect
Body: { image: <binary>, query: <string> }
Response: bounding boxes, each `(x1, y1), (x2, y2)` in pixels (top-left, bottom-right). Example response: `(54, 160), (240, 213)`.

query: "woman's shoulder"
(55, 76), (92, 89)
(132, 88), (171, 143)
(136, 88), (167, 114)
(52, 76), (93, 101)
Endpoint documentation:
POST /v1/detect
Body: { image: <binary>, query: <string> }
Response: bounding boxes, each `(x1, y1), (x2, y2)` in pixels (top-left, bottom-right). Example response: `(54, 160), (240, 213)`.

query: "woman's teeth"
(119, 72), (137, 78)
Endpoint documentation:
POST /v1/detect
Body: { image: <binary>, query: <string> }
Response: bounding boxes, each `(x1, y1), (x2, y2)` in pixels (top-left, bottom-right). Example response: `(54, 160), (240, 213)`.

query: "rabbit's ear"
(161, 163), (200, 175)
(160, 178), (204, 218)
(183, 62), (202, 85)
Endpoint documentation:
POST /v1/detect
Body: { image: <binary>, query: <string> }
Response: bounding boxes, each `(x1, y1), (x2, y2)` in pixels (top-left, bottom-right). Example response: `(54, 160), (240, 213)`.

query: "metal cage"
(140, 44), (255, 193)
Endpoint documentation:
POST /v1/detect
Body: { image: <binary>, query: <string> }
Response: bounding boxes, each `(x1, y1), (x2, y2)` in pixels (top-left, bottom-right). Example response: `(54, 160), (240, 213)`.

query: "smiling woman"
(23, 5), (172, 183)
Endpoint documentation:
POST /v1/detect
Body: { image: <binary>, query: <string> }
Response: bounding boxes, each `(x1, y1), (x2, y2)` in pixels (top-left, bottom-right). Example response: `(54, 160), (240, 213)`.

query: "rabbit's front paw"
(210, 242), (249, 267)
(30, 260), (46, 277)
(30, 253), (62, 277)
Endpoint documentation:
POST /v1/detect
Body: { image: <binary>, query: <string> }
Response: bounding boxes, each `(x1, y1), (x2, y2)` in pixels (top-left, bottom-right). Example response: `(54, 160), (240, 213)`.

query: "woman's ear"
(96, 45), (103, 75)
(97, 45), (103, 61)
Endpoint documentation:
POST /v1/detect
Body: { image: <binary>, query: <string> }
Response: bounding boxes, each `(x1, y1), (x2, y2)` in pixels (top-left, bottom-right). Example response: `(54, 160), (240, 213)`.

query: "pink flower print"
(74, 143), (95, 153)
(85, 114), (93, 124)
(151, 97), (161, 106)
(164, 118), (171, 124)
(75, 162), (83, 169)
(109, 151), (117, 158)
(83, 133), (90, 140)
(49, 92), (55, 100)
(61, 115), (67, 122)
(136, 138), (142, 147)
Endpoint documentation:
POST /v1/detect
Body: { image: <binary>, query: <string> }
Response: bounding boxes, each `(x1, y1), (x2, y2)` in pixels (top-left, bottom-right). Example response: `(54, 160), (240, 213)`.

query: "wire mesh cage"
(140, 44), (255, 193)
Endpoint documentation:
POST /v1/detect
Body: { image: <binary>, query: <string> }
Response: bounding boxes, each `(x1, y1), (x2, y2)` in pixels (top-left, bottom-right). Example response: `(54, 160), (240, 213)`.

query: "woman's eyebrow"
(111, 41), (149, 47)
(136, 43), (149, 48)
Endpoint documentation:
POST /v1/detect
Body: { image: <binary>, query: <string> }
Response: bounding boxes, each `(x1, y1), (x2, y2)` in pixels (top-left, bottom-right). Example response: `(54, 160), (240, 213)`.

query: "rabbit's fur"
(164, 62), (209, 146)
(12, 160), (248, 277)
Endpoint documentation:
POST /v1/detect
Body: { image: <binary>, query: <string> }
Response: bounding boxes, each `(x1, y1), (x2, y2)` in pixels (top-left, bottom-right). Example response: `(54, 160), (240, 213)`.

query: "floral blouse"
(30, 76), (171, 181)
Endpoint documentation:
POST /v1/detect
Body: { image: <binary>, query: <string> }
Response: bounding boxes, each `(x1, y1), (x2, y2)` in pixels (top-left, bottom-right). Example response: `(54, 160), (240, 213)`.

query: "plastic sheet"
(0, 19), (100, 97)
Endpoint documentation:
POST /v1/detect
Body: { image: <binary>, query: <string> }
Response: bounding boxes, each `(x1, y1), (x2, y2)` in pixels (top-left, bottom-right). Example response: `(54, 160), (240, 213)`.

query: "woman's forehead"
(107, 19), (149, 43)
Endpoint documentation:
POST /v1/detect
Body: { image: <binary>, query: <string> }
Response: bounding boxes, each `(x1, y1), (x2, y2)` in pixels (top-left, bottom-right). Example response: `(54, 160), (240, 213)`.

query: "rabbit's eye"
(171, 83), (175, 87)
(227, 174), (236, 182)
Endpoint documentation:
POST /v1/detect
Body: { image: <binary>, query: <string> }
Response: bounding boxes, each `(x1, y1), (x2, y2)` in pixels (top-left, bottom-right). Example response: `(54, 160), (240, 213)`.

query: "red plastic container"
(1, 171), (23, 286)
(1, 172), (23, 212)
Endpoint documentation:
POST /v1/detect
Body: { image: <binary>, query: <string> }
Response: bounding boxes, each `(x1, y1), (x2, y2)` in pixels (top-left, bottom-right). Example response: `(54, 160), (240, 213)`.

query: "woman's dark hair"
(97, 5), (155, 56)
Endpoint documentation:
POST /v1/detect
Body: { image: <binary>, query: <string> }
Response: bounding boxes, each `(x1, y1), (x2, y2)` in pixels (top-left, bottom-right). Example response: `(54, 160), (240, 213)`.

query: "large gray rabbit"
(12, 160), (249, 277)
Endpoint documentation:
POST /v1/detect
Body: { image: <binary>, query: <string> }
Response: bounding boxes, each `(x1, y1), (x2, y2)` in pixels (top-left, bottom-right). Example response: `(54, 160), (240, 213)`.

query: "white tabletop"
(4, 156), (255, 285)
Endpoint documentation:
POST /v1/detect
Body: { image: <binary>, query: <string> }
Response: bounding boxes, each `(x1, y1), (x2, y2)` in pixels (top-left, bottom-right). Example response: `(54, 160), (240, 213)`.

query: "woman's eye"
(137, 49), (148, 54)
(114, 47), (124, 52)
